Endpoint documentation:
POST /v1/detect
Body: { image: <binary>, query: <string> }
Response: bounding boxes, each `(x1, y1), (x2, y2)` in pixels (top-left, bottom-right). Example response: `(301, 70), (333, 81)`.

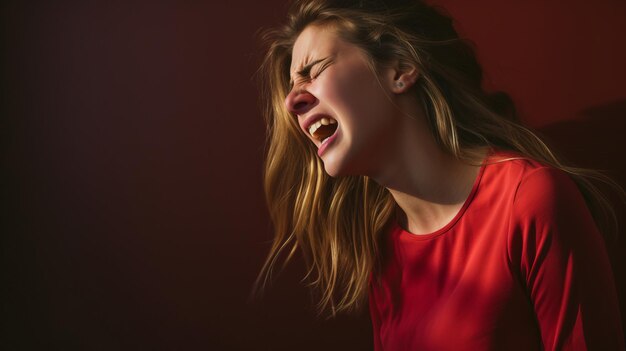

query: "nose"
(285, 88), (317, 115)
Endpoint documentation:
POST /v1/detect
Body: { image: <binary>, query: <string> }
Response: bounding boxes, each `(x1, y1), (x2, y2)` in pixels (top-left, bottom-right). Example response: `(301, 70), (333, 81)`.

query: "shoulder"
(485, 152), (600, 254)
(512, 163), (586, 224)
(483, 151), (583, 217)
(500, 155), (601, 267)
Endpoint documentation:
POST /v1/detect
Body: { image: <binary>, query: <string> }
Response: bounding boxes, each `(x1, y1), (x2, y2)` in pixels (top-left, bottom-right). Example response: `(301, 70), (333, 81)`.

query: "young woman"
(254, 0), (625, 349)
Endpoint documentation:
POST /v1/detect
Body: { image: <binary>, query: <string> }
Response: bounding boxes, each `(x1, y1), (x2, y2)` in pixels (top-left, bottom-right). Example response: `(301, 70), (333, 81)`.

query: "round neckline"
(394, 157), (487, 241)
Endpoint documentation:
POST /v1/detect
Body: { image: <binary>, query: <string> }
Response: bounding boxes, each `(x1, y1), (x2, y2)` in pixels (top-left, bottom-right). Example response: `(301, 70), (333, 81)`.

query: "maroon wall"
(3, 1), (625, 349)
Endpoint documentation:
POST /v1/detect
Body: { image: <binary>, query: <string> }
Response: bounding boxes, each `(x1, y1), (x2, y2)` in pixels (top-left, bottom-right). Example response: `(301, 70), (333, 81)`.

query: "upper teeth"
(308, 117), (337, 136)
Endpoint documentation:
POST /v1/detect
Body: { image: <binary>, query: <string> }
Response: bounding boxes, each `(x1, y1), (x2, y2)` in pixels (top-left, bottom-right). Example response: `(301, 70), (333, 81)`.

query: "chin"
(322, 158), (361, 178)
(322, 163), (342, 178)
(320, 145), (365, 178)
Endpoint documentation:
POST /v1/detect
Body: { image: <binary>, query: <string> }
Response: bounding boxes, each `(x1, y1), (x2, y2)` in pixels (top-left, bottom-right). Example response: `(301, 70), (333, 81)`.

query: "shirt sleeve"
(507, 166), (624, 350)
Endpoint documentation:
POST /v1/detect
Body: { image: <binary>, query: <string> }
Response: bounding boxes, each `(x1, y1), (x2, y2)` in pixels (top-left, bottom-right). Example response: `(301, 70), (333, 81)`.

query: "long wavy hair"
(253, 0), (622, 316)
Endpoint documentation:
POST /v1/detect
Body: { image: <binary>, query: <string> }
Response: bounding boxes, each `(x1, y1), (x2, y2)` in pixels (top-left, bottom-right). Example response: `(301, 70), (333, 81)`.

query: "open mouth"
(308, 117), (338, 144)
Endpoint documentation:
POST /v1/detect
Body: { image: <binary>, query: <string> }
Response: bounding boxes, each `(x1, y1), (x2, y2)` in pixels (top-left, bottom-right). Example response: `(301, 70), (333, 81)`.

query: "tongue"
(313, 124), (337, 141)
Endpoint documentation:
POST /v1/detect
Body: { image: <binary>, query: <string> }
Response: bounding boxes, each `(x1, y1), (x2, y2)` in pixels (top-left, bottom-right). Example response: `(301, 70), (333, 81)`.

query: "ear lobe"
(390, 64), (419, 94)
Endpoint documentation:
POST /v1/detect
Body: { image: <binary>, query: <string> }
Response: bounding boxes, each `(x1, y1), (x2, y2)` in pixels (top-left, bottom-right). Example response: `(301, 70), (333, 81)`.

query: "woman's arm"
(508, 166), (624, 350)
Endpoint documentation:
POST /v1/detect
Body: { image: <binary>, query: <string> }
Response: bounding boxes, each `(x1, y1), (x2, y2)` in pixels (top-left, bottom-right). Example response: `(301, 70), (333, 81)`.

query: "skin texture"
(285, 24), (486, 235)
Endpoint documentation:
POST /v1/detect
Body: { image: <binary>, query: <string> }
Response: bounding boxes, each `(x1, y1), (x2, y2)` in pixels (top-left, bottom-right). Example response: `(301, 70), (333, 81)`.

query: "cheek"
(333, 71), (395, 136)
(329, 65), (384, 109)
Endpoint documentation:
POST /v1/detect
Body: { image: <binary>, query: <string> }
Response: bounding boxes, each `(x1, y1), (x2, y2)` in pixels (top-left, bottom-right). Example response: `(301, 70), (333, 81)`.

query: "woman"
(254, 0), (625, 349)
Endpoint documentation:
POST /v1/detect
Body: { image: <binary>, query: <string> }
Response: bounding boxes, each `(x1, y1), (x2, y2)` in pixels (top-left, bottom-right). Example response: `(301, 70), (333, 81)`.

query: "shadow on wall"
(539, 99), (626, 181)
(538, 99), (626, 337)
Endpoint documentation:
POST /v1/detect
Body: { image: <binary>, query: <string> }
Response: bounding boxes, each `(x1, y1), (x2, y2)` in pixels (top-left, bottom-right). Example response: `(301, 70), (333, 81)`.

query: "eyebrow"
(289, 57), (328, 86)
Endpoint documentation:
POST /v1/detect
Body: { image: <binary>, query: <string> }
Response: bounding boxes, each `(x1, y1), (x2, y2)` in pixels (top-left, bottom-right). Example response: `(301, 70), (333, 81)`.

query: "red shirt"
(369, 152), (624, 350)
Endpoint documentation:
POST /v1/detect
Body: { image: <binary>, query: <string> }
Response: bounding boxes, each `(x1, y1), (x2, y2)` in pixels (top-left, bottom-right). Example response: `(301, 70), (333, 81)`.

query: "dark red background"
(3, 1), (625, 349)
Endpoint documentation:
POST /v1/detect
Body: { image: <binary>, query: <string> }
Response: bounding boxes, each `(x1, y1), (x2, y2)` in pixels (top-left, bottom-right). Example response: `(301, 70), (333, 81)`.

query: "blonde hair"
(253, 0), (622, 316)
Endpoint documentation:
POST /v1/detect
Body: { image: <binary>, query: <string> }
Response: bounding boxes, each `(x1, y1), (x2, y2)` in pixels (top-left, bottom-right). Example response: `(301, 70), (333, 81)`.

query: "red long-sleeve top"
(369, 152), (624, 350)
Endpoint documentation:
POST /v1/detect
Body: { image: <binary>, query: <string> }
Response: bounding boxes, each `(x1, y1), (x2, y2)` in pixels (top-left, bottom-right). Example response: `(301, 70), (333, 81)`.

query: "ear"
(385, 61), (419, 94)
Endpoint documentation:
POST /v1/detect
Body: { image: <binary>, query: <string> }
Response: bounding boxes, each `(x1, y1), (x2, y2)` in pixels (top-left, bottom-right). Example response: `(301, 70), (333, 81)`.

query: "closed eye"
(311, 59), (333, 79)
(289, 56), (333, 87)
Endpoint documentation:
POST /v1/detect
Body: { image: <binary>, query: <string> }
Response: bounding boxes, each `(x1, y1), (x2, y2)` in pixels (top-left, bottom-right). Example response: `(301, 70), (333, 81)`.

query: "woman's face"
(285, 24), (404, 177)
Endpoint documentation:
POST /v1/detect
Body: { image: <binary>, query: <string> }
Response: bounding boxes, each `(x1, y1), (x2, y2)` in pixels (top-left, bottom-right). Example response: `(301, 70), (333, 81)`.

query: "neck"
(385, 155), (483, 235)
(368, 98), (487, 235)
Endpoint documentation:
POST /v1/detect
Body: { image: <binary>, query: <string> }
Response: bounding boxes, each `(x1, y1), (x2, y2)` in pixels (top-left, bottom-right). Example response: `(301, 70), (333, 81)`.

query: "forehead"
(290, 25), (343, 73)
